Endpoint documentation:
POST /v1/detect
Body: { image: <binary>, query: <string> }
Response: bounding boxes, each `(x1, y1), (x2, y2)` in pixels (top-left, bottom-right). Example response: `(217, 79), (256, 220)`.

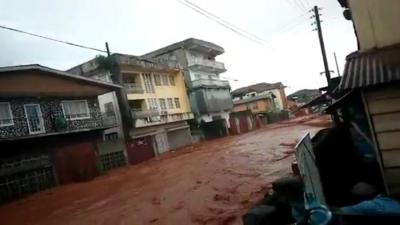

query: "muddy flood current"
(0, 116), (330, 225)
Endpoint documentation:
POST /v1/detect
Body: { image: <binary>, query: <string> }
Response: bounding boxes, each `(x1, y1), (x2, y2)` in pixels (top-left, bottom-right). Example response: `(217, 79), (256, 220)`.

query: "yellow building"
(68, 54), (194, 163)
(232, 95), (275, 114)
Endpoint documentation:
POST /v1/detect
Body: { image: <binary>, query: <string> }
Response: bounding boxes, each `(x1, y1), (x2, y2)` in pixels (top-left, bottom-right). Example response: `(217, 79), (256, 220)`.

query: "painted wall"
(349, 0), (400, 50)
(259, 88), (287, 110)
(124, 68), (192, 116)
(233, 98), (273, 114)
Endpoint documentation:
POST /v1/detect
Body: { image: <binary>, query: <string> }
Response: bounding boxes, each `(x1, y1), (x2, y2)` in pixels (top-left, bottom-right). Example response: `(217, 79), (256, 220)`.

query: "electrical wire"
(0, 25), (107, 53)
(176, 0), (265, 45)
(181, 0), (265, 43)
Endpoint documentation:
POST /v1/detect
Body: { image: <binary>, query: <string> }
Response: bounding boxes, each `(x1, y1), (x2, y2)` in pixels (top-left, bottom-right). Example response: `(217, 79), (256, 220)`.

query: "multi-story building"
(68, 54), (194, 164)
(232, 82), (288, 112)
(142, 38), (233, 140)
(0, 64), (123, 201)
(231, 82), (288, 124)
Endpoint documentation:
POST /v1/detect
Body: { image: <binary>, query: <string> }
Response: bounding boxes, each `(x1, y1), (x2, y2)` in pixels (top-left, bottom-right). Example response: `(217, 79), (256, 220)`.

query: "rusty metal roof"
(339, 44), (400, 90)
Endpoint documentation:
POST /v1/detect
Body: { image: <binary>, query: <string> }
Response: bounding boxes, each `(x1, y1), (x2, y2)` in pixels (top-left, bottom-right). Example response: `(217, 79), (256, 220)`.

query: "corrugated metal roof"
(339, 44), (400, 90)
(0, 64), (122, 90)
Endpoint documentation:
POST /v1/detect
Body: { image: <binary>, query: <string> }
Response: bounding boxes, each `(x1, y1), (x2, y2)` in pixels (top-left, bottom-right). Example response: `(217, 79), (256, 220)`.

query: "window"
(161, 75), (169, 86)
(104, 102), (115, 117)
(167, 98), (174, 109)
(147, 98), (159, 110)
(154, 74), (161, 86)
(0, 102), (13, 127)
(143, 73), (155, 93)
(159, 98), (167, 111)
(174, 98), (181, 108)
(169, 75), (175, 86)
(61, 100), (90, 120)
(105, 132), (119, 141)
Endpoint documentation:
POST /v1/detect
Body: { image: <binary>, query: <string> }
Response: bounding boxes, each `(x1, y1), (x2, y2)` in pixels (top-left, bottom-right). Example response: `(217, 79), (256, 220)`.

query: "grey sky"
(0, 0), (356, 94)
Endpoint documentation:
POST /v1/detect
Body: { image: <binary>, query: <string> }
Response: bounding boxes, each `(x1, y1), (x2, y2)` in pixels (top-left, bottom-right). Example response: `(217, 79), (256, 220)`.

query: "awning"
(300, 93), (329, 109)
(339, 44), (400, 90)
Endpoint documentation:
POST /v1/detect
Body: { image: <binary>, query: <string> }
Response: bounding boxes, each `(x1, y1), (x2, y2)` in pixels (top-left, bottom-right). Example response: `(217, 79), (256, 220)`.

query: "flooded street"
(0, 116), (329, 225)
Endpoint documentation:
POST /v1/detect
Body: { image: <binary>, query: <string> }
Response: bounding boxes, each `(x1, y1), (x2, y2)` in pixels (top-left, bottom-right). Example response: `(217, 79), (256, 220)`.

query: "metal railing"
(131, 109), (160, 119)
(124, 83), (144, 94)
(0, 113), (117, 139)
(188, 57), (226, 71)
(191, 79), (230, 88)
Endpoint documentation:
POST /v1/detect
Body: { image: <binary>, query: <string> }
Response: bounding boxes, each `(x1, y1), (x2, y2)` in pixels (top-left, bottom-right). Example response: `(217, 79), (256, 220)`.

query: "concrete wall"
(98, 91), (124, 138)
(349, 0), (400, 50)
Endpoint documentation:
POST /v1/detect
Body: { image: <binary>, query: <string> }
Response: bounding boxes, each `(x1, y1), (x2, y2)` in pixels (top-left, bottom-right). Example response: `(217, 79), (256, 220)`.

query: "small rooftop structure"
(231, 82), (284, 97)
(142, 38), (225, 58)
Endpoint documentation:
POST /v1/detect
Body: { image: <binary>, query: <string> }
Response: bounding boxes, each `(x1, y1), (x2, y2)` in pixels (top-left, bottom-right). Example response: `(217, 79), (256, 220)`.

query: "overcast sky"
(0, 0), (357, 94)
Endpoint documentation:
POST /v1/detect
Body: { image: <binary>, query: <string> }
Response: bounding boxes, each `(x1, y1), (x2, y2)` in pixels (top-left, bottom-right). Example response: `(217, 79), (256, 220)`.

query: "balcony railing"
(124, 83), (144, 94)
(131, 109), (160, 119)
(134, 112), (194, 128)
(191, 79), (230, 88)
(188, 57), (226, 73)
(0, 113), (117, 140)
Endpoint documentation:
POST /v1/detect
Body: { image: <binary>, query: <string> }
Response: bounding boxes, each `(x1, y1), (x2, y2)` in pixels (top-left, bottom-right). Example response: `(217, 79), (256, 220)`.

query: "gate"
(126, 136), (155, 165)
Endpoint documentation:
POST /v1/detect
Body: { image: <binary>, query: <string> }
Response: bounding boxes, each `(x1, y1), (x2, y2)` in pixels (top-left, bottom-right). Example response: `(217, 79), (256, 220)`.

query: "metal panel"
(194, 88), (233, 113)
(339, 45), (400, 90)
(55, 142), (98, 184)
(295, 133), (326, 204)
(167, 128), (192, 150)
(154, 132), (169, 154)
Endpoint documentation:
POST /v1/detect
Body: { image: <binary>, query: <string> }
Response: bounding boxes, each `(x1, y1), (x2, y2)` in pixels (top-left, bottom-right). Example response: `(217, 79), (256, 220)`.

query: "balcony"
(191, 79), (230, 89)
(0, 113), (117, 141)
(131, 109), (160, 119)
(188, 57), (226, 73)
(134, 112), (194, 128)
(124, 83), (144, 94)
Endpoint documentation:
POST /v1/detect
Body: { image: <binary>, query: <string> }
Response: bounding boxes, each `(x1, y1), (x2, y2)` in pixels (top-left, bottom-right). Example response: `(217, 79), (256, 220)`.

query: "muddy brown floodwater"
(0, 116), (330, 225)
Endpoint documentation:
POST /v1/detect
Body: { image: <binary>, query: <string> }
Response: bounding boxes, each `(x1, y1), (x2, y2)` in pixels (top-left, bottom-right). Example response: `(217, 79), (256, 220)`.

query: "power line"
(293, 0), (308, 12)
(176, 0), (265, 45)
(181, 0), (265, 43)
(0, 25), (107, 53)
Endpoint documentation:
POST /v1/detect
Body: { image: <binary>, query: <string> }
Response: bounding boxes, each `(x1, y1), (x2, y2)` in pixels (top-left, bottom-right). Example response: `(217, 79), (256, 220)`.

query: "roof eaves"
(0, 64), (122, 90)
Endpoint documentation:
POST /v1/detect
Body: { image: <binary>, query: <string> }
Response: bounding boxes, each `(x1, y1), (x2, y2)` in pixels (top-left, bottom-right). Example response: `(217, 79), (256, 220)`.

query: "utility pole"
(312, 6), (331, 87)
(105, 42), (111, 57)
(333, 52), (341, 76)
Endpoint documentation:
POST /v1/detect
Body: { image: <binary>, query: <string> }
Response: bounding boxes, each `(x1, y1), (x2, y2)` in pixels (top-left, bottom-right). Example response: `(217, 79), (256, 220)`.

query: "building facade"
(68, 54), (194, 163)
(0, 65), (123, 201)
(142, 38), (233, 140)
(231, 82), (288, 123)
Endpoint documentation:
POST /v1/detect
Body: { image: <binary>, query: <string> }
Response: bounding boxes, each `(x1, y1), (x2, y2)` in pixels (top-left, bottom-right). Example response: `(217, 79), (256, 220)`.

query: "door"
(24, 104), (45, 134)
(154, 132), (169, 154)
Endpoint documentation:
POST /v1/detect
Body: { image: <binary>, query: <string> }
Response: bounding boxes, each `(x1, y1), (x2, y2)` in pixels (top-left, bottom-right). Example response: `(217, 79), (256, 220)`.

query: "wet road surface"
(0, 116), (329, 225)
